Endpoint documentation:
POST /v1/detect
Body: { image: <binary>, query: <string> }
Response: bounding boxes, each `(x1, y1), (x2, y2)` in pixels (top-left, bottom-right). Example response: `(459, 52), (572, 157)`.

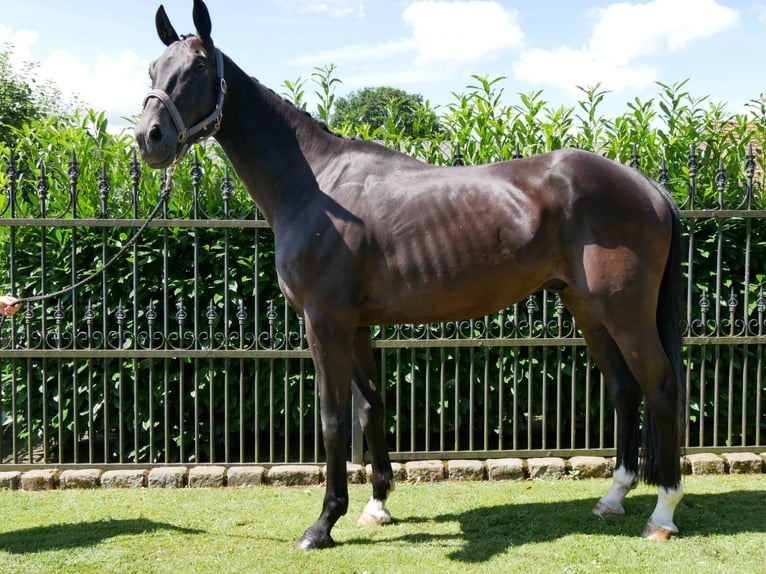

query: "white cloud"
(39, 49), (148, 124)
(514, 47), (656, 97)
(1, 23), (149, 129)
(288, 1), (523, 86)
(276, 0), (365, 19)
(0, 24), (39, 67)
(402, 1), (524, 66)
(751, 2), (766, 25)
(514, 0), (739, 97)
(342, 66), (452, 90)
(288, 38), (416, 67)
(589, 0), (739, 62)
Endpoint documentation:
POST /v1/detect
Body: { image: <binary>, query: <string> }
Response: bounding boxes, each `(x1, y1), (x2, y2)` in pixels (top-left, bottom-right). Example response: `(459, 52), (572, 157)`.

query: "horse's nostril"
(148, 125), (163, 143)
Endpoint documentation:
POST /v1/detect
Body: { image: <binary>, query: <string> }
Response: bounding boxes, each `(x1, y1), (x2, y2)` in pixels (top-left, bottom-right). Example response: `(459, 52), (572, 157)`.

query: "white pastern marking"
(648, 484), (683, 533)
(597, 466), (638, 514)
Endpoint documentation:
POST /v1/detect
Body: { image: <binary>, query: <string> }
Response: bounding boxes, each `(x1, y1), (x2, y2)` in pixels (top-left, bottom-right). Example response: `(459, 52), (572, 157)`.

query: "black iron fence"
(0, 148), (764, 469)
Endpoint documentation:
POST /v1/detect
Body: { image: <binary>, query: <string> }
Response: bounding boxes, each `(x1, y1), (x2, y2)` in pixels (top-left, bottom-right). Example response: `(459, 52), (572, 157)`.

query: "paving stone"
(101, 469), (148, 489)
(567, 456), (612, 479)
(147, 466), (188, 488)
(319, 463), (366, 484)
(60, 469), (102, 489)
(527, 457), (566, 480)
(21, 469), (60, 491)
(226, 466), (266, 488)
(0, 471), (22, 490)
(486, 458), (525, 481)
(405, 460), (445, 482)
(390, 462), (407, 482)
(447, 460), (486, 481)
(266, 465), (322, 486)
(680, 455), (692, 475)
(721, 452), (762, 474)
(686, 453), (725, 475)
(347, 463), (367, 484)
(188, 466), (226, 488)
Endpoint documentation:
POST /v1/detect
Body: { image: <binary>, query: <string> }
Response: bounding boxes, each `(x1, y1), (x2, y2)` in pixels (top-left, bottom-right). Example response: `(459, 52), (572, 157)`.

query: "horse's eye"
(195, 59), (207, 73)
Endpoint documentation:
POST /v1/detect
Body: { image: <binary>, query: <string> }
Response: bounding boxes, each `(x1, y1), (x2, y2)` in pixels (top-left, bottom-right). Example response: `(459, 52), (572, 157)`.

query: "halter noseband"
(142, 48), (227, 164)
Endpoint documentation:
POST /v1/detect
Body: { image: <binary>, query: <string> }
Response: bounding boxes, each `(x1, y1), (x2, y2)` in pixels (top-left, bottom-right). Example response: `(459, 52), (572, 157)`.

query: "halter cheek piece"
(142, 48), (227, 164)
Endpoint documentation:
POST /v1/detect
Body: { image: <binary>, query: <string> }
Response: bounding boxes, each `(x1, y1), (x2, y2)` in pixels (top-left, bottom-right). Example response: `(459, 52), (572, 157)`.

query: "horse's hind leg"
(560, 292), (642, 517)
(568, 294), (683, 539)
(610, 327), (683, 539)
(351, 328), (395, 526)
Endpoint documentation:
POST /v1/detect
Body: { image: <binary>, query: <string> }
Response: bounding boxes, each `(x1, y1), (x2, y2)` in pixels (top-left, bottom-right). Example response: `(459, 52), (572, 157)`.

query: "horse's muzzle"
(134, 115), (177, 170)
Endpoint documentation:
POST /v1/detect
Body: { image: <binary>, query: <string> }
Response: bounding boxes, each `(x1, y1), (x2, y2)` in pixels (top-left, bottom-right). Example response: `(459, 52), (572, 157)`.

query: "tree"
(330, 86), (441, 138)
(0, 45), (71, 149)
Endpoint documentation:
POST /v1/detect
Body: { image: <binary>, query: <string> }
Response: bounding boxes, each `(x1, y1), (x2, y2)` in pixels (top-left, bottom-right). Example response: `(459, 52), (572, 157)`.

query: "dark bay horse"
(135, 0), (685, 550)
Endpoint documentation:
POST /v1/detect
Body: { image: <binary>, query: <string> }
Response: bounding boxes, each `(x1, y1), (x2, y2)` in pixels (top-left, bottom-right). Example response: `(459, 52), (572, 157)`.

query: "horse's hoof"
(642, 521), (677, 540)
(358, 509), (392, 526)
(295, 532), (335, 550)
(358, 498), (392, 526)
(592, 501), (625, 518)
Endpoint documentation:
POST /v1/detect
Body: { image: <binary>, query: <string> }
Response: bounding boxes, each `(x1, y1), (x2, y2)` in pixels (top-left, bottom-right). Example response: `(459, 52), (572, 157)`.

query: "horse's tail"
(642, 189), (685, 486)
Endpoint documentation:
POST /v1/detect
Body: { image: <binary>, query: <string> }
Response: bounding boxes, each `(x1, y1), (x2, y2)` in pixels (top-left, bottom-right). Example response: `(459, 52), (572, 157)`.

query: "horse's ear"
(192, 0), (213, 47)
(155, 5), (180, 46)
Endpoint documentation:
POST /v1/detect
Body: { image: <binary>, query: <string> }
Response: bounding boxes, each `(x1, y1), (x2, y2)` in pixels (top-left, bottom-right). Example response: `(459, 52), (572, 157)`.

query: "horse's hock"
(1, 454), (763, 491)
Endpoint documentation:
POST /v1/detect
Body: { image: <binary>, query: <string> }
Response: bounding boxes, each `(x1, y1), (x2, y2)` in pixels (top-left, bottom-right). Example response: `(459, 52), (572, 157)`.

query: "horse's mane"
(249, 75), (346, 140)
(180, 33), (347, 141)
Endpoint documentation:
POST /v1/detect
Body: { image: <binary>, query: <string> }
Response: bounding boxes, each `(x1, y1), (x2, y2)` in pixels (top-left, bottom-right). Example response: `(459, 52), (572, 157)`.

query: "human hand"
(0, 295), (22, 317)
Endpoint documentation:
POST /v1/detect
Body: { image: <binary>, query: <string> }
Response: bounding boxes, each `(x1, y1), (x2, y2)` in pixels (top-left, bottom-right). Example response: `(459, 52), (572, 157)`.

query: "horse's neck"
(214, 57), (340, 226)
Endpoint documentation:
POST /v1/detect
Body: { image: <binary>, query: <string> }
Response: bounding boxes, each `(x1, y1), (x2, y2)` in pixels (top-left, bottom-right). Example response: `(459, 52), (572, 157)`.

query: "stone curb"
(2, 453), (763, 491)
(20, 469), (60, 491)
(102, 469), (148, 489)
(148, 466), (187, 489)
(227, 466), (266, 488)
(60, 469), (103, 489)
(189, 465), (227, 488)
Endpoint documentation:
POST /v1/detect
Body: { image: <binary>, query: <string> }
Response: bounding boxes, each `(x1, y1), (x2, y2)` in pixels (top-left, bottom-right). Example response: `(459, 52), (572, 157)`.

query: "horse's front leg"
(295, 313), (354, 550)
(350, 328), (395, 526)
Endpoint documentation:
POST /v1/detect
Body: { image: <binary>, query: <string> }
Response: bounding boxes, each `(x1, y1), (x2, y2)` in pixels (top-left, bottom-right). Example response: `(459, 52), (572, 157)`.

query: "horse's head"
(135, 0), (226, 169)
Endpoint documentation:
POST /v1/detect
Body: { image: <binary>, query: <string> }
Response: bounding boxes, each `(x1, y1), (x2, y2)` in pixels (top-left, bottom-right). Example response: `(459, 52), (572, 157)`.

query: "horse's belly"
(360, 263), (549, 325)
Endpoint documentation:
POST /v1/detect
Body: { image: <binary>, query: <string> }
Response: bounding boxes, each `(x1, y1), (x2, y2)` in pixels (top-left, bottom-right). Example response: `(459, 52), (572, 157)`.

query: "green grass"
(0, 475), (763, 573)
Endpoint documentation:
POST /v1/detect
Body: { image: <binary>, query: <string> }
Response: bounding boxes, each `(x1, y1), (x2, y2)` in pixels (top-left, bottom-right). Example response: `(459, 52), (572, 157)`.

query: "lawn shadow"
(0, 519), (204, 554)
(344, 489), (766, 563)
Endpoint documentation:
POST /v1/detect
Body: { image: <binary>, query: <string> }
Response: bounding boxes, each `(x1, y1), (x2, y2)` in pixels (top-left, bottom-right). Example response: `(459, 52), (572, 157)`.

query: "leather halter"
(142, 48), (227, 164)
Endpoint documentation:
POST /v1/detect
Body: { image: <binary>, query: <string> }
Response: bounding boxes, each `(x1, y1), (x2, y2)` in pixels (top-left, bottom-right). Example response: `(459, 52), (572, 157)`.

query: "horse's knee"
(353, 380), (384, 424)
(609, 380), (642, 415)
(356, 398), (377, 430)
(318, 486), (350, 524)
(321, 414), (351, 444)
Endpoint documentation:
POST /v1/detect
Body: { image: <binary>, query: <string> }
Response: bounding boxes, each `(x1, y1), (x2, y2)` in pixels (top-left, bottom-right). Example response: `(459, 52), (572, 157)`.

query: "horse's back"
(288, 146), (674, 325)
(339, 148), (672, 325)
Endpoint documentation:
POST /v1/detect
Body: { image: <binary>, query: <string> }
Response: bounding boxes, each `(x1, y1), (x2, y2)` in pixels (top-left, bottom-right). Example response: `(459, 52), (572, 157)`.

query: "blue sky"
(0, 1), (762, 130)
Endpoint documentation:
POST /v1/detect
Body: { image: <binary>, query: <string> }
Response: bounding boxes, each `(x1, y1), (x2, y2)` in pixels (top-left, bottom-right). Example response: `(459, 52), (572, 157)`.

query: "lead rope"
(1, 166), (175, 325)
